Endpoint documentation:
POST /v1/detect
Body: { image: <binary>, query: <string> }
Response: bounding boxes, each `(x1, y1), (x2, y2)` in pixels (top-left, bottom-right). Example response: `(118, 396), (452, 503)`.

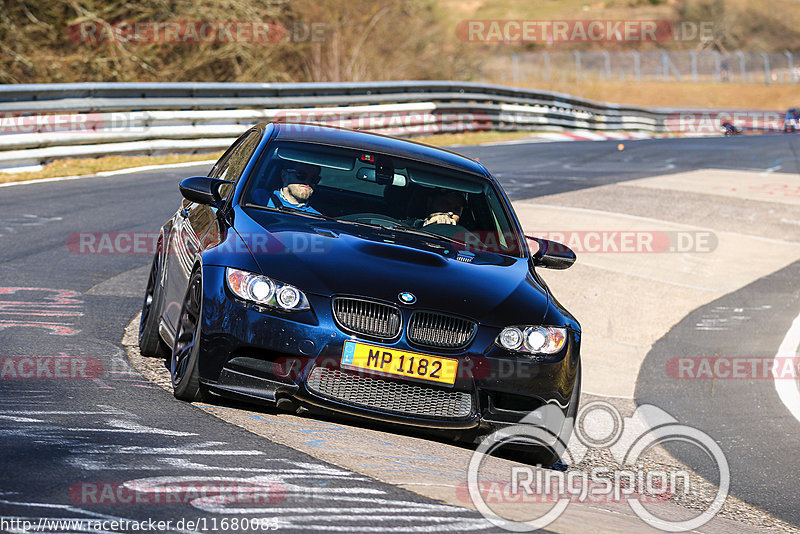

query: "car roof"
(265, 122), (491, 179)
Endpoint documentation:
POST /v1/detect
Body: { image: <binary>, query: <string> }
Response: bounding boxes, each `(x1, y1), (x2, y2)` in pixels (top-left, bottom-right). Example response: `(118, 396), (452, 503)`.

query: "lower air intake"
(307, 367), (473, 419)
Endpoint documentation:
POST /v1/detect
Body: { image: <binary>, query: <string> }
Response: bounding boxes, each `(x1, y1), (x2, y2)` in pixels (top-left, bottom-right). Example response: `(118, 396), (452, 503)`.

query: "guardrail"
(0, 81), (677, 171)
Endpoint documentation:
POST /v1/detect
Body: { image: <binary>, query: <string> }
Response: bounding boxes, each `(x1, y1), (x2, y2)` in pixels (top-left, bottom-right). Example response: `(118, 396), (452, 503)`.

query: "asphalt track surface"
(459, 134), (800, 527)
(0, 133), (798, 532)
(454, 134), (800, 201)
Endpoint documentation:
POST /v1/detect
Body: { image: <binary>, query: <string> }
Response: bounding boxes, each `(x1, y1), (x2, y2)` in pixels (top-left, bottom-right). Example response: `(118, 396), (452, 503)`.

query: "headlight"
(276, 285), (301, 310)
(496, 326), (567, 355)
(498, 327), (523, 351)
(226, 268), (310, 311)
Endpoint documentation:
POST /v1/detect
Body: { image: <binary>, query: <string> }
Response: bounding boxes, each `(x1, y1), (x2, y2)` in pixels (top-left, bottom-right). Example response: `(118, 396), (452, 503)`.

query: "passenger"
(422, 190), (466, 227)
(265, 162), (322, 215)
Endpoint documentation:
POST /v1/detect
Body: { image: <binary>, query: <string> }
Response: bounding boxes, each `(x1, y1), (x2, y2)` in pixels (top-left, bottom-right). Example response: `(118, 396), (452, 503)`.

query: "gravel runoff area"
(123, 314), (797, 533)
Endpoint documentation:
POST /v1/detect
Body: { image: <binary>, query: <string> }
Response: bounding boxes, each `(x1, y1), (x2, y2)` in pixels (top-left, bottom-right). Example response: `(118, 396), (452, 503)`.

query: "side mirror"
(527, 236), (576, 270)
(179, 177), (234, 206)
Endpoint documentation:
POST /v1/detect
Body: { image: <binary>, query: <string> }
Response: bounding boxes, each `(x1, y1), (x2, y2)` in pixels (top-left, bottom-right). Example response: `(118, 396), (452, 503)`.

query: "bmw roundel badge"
(398, 292), (416, 305)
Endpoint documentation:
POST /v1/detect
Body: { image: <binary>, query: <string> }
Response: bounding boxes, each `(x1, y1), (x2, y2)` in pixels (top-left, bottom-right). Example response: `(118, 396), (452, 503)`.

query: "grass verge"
(504, 80), (799, 110)
(0, 152), (222, 185)
(408, 130), (542, 146)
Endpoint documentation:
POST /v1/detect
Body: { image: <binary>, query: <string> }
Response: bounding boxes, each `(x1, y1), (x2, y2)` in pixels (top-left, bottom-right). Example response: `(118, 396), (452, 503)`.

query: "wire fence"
(483, 50), (800, 85)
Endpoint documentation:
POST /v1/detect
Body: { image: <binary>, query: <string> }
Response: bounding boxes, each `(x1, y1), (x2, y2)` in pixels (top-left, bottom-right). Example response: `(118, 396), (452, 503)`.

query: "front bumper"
(198, 265), (580, 435)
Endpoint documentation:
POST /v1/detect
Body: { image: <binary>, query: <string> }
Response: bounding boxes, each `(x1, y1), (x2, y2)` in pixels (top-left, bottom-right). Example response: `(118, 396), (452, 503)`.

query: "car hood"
(232, 207), (550, 326)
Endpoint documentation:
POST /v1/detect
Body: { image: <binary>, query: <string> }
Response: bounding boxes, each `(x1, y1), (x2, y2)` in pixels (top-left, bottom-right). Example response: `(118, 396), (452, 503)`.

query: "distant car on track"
(139, 122), (581, 464)
(721, 122), (743, 136)
(784, 108), (800, 133)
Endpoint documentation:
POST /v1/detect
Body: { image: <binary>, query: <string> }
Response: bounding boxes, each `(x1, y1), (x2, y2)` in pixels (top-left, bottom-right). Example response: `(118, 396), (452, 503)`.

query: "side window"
(212, 130), (262, 201)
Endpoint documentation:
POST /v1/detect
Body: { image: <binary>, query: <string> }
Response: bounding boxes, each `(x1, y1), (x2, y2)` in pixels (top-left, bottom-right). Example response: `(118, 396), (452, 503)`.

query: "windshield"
(241, 141), (525, 257)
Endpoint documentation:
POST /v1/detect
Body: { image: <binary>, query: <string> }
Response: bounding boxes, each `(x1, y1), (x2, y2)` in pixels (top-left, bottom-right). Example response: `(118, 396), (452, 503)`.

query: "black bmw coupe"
(139, 122), (581, 463)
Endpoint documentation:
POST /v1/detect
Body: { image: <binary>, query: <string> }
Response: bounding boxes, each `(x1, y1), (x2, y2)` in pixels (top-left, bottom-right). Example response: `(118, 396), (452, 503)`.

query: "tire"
(171, 270), (210, 402)
(139, 251), (168, 357)
(517, 443), (561, 468)
(565, 363), (582, 422)
(520, 363), (581, 467)
(486, 428), (561, 468)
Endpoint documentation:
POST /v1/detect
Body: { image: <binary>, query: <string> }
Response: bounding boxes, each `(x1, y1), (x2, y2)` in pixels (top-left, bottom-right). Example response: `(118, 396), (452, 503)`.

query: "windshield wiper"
(388, 224), (461, 245)
(246, 204), (402, 231)
(245, 204), (461, 244)
(244, 203), (337, 222)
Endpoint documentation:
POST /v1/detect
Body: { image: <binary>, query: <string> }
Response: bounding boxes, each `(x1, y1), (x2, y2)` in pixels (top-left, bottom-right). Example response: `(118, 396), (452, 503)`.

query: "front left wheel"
(139, 251), (168, 357)
(171, 270), (210, 402)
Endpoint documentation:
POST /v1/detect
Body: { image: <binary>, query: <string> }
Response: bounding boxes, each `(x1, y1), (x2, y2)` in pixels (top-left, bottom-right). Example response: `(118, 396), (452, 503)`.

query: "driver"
(265, 162), (322, 215)
(422, 190), (466, 227)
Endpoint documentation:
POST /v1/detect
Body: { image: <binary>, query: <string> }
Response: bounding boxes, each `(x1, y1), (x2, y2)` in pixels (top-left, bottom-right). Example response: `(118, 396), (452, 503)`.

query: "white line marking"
(158, 458), (373, 478)
(81, 446), (263, 456)
(0, 408), (129, 416)
(65, 420), (198, 436)
(0, 498), (130, 521)
(774, 310), (800, 423)
(92, 378), (114, 389)
(194, 497), (472, 515)
(0, 414), (44, 423)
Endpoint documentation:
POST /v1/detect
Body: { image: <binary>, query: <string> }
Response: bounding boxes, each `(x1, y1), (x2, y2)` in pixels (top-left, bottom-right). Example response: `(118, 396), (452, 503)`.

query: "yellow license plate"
(340, 340), (458, 385)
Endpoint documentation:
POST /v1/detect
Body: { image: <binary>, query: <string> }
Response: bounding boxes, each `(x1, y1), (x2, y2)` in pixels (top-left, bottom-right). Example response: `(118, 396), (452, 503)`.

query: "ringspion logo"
(467, 402), (729, 531)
